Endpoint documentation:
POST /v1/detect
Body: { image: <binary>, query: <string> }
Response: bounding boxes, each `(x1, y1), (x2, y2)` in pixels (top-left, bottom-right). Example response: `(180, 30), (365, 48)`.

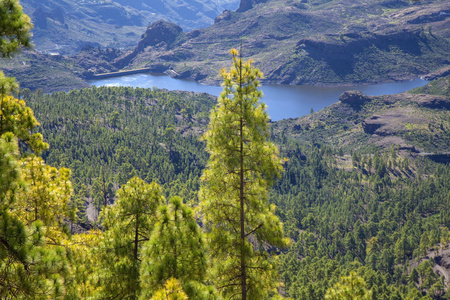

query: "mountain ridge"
(20, 0), (240, 55)
(113, 0), (450, 86)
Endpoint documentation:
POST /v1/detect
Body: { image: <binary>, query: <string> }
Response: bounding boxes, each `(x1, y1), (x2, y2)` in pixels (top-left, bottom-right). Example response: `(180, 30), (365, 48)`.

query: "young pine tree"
(95, 177), (164, 299)
(200, 48), (288, 300)
(140, 196), (207, 299)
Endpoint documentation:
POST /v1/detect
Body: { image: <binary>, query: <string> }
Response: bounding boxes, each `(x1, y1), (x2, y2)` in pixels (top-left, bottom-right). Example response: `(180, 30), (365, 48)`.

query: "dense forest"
(15, 79), (450, 299)
(24, 86), (216, 222)
(1, 0), (450, 299)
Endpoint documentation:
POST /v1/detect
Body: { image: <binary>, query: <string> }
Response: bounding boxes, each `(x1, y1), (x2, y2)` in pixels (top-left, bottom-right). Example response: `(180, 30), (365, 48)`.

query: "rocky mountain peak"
(137, 20), (183, 52)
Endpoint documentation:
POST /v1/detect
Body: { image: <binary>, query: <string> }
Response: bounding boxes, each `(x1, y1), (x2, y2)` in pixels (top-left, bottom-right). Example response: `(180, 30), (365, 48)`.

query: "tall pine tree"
(0, 3), (72, 296)
(200, 48), (288, 299)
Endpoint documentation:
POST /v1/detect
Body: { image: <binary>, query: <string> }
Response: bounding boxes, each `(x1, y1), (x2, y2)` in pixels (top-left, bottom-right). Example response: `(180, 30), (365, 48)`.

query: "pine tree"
(0, 2), (84, 297)
(151, 278), (189, 300)
(0, 74), (48, 154)
(12, 156), (73, 238)
(0, 0), (32, 57)
(324, 271), (373, 300)
(95, 177), (164, 299)
(140, 196), (207, 299)
(200, 48), (288, 299)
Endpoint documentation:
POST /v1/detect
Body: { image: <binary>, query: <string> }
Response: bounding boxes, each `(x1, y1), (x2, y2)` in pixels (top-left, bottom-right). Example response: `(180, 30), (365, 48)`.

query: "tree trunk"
(134, 212), (139, 261)
(239, 57), (247, 300)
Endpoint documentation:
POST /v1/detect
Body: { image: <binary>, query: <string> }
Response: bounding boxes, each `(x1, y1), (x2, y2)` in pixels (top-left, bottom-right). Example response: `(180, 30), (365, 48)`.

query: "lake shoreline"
(85, 65), (435, 90)
(103, 68), (429, 90)
(89, 73), (429, 121)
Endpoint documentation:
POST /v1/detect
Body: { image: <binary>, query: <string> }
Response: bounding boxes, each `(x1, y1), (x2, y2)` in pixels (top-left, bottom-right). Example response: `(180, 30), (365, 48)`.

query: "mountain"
(3, 0), (450, 92)
(114, 0), (450, 86)
(20, 0), (240, 55)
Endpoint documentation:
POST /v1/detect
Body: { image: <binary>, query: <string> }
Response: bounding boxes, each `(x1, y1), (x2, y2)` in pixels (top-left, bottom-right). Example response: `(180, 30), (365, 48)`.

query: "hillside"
(0, 50), (89, 92)
(114, 0), (450, 86)
(22, 77), (450, 299)
(20, 0), (239, 55)
(273, 75), (450, 156)
(3, 0), (450, 298)
(25, 86), (216, 222)
(3, 0), (449, 92)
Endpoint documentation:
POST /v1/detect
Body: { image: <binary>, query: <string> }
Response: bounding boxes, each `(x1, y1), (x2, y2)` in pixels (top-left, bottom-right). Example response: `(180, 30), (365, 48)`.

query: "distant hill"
(114, 0), (450, 86)
(273, 75), (450, 155)
(20, 0), (240, 55)
(4, 0), (450, 92)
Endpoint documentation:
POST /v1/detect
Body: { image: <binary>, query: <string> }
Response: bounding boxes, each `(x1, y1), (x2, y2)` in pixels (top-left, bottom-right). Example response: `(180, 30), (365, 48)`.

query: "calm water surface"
(90, 74), (428, 121)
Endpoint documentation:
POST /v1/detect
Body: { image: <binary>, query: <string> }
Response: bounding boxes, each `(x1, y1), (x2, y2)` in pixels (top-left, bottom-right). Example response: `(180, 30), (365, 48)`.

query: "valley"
(20, 0), (240, 54)
(112, 0), (450, 86)
(1, 0), (450, 299)
(1, 0), (449, 92)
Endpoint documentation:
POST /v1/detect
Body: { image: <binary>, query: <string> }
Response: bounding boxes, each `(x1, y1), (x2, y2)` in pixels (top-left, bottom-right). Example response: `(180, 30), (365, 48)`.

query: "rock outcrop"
(362, 116), (384, 134)
(137, 20), (183, 52)
(415, 96), (450, 110)
(237, 0), (267, 12)
(114, 20), (184, 69)
(214, 10), (232, 23)
(339, 91), (371, 107)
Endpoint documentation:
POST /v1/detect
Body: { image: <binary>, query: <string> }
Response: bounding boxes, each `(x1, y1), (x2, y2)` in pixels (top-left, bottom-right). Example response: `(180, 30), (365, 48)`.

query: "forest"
(1, 0), (450, 299)
(1, 64), (449, 300)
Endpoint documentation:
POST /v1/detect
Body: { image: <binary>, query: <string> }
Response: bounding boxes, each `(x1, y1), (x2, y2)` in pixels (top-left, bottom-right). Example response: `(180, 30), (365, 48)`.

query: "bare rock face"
(415, 96), (450, 110)
(113, 20), (184, 69)
(237, 0), (267, 12)
(137, 20), (183, 52)
(214, 10), (232, 23)
(362, 116), (383, 134)
(339, 90), (371, 107)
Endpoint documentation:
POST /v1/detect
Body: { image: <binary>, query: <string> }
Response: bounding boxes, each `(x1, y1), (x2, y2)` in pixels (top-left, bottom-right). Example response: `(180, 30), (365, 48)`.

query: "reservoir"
(90, 74), (428, 121)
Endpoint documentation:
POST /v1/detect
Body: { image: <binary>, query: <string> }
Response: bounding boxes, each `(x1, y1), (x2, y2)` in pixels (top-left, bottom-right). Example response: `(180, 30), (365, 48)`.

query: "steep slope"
(116, 0), (450, 86)
(20, 0), (239, 55)
(0, 50), (89, 92)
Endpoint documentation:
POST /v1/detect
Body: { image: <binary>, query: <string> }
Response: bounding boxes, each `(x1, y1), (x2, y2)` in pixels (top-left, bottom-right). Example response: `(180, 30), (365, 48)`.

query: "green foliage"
(12, 156), (73, 232)
(25, 86), (215, 218)
(151, 278), (189, 300)
(0, 0), (32, 56)
(8, 73), (448, 300)
(325, 271), (373, 300)
(140, 196), (207, 299)
(274, 142), (450, 299)
(95, 177), (164, 299)
(0, 7), (75, 296)
(410, 75), (450, 97)
(200, 49), (288, 299)
(0, 80), (48, 154)
(0, 7), (448, 296)
(0, 98), (72, 300)
(0, 132), (20, 202)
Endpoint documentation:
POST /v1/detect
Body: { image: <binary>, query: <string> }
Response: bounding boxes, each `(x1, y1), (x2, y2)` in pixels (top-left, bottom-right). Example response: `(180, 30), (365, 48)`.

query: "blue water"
(90, 74), (428, 121)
